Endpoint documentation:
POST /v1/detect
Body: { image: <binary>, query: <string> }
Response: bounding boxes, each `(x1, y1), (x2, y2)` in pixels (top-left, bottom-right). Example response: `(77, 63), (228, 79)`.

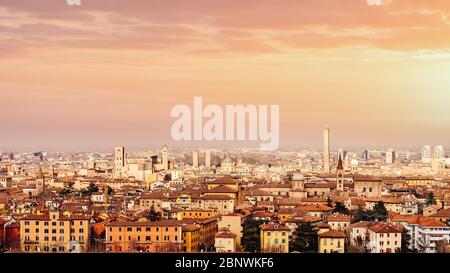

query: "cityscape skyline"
(3, 0), (450, 265)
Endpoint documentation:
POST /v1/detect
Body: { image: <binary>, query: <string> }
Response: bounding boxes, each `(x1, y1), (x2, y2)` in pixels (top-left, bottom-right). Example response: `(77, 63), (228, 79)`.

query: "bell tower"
(336, 155), (344, 191)
(36, 166), (45, 195)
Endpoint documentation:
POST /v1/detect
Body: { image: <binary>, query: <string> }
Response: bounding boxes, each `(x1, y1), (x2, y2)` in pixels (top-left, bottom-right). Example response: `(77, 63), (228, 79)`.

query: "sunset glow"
(1, 0), (450, 150)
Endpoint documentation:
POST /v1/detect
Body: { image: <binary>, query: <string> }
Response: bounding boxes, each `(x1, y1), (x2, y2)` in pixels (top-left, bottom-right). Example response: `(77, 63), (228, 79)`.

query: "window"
(146, 228), (151, 232)
(24, 221), (29, 226)
(25, 228), (30, 233)
(35, 229), (39, 233)
(60, 222), (64, 226)
(146, 236), (151, 241)
(127, 227), (132, 232)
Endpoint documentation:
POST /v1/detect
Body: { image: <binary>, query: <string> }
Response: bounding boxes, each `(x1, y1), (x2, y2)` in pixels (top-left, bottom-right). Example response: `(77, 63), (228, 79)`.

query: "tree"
(87, 182), (99, 194)
(418, 203), (424, 215)
(147, 206), (161, 222)
(352, 208), (369, 223)
(351, 202), (388, 223)
(373, 201), (388, 221)
(401, 228), (412, 253)
(289, 222), (318, 253)
(60, 182), (75, 196)
(426, 192), (437, 206)
(333, 202), (350, 215)
(242, 218), (264, 253)
(80, 182), (99, 197)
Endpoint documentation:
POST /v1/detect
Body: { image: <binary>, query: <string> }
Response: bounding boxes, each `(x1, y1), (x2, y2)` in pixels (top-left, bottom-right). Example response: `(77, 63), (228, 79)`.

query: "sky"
(0, 0), (449, 152)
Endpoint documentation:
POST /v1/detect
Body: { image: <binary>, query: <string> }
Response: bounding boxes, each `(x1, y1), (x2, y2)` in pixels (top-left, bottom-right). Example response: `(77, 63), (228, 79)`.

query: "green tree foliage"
(333, 202), (350, 215)
(351, 202), (388, 223)
(401, 228), (413, 253)
(147, 205), (162, 222)
(60, 182), (75, 196)
(87, 182), (99, 194)
(373, 201), (388, 221)
(242, 218), (265, 253)
(426, 192), (437, 206)
(289, 222), (318, 253)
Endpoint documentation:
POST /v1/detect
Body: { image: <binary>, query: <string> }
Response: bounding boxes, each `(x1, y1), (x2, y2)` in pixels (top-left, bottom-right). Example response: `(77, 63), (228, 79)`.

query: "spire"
(337, 155), (344, 170)
(36, 166), (44, 179)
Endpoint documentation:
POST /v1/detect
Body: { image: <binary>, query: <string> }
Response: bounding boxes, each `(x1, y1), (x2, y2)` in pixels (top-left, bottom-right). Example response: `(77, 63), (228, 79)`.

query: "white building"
(422, 145), (432, 163)
(434, 145), (445, 160)
(161, 145), (169, 171)
(192, 150), (199, 168)
(215, 228), (237, 253)
(367, 223), (402, 253)
(406, 217), (450, 253)
(385, 149), (396, 164)
(205, 149), (211, 168)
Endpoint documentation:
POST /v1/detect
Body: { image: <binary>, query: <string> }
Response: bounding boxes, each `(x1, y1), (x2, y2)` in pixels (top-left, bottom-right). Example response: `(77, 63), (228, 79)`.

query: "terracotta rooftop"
(206, 185), (238, 194)
(430, 208), (450, 218)
(327, 213), (352, 222)
(319, 229), (345, 238)
(369, 223), (402, 234)
(210, 177), (238, 185)
(260, 223), (290, 232)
